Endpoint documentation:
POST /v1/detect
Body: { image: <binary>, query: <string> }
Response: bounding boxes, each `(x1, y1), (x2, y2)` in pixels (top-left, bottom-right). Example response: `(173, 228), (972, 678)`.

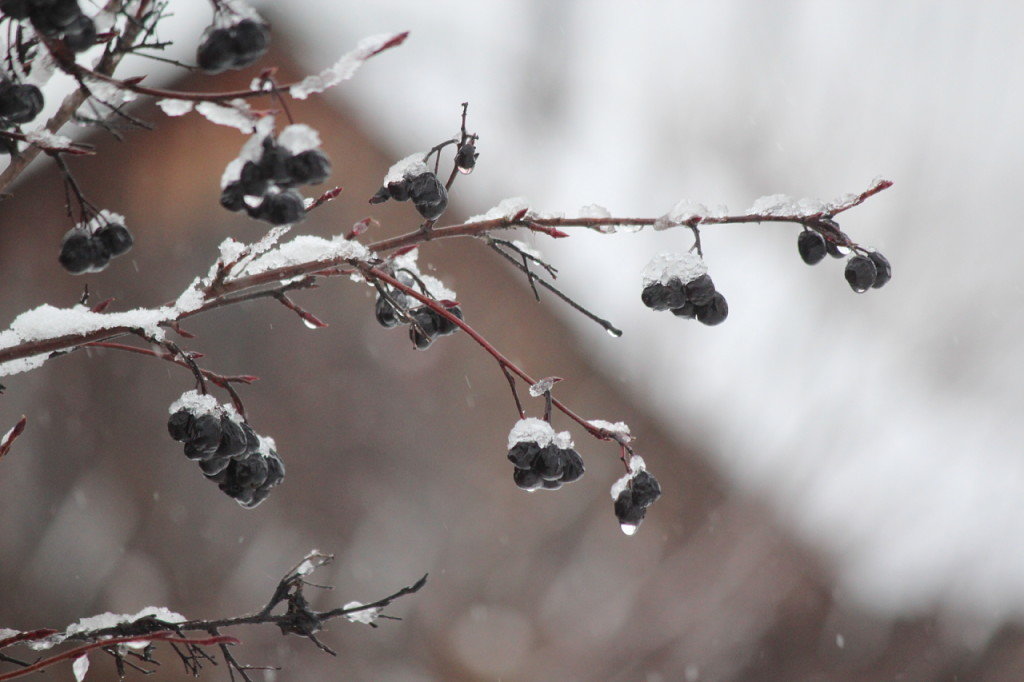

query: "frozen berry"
(198, 456), (231, 476)
(229, 19), (270, 68)
(62, 14), (96, 52)
(868, 251), (891, 289)
(196, 28), (234, 73)
(670, 302), (696, 319)
(0, 82), (43, 124)
(534, 445), (564, 481)
(825, 239), (846, 259)
(844, 255), (877, 293)
(189, 414), (223, 456)
(286, 150), (331, 185)
(58, 232), (107, 274)
(0, 0), (31, 20)
(455, 143), (478, 173)
(369, 186), (391, 204)
(408, 307), (439, 349)
(513, 467), (543, 491)
(797, 230), (827, 265)
(216, 415), (248, 459)
(641, 281), (685, 311)
(95, 223), (133, 257)
(167, 409), (195, 442)
(559, 449), (585, 483)
(614, 489), (647, 526)
(407, 172), (448, 221)
(684, 274), (716, 306)
(220, 181), (245, 211)
(434, 305), (463, 336)
(256, 190), (305, 225)
(507, 441), (540, 469)
(696, 291), (728, 326)
(630, 471), (662, 507)
(374, 295), (402, 328)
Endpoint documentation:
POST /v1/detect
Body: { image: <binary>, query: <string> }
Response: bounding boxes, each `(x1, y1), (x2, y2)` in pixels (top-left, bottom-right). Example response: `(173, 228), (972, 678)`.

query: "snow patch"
(290, 32), (407, 99)
(382, 153), (428, 186)
(277, 124), (321, 154)
(169, 390), (219, 416)
(588, 419), (632, 440)
(156, 99), (194, 116)
(72, 654), (89, 681)
(342, 601), (382, 625)
(641, 252), (707, 286)
(196, 100), (257, 132)
(508, 418), (555, 449)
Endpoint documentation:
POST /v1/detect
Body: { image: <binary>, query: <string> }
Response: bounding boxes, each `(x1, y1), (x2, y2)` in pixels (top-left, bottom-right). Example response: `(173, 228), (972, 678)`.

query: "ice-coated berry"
(58, 232), (98, 274)
(369, 186), (391, 204)
(825, 239), (846, 259)
(684, 274), (716, 306)
(797, 230), (828, 265)
(220, 181), (245, 212)
(216, 415), (249, 459)
(630, 470), (662, 507)
(239, 160), (268, 195)
(434, 305), (463, 336)
(670, 302), (696, 319)
(844, 255), (877, 293)
(189, 414), (223, 455)
(229, 19), (270, 67)
(407, 172), (448, 221)
(62, 14), (96, 52)
(167, 409), (195, 442)
(455, 143), (478, 173)
(95, 223), (133, 257)
(197, 28), (235, 74)
(256, 190), (305, 225)
(513, 467), (543, 491)
(387, 180), (411, 202)
(696, 291), (728, 326)
(0, 0), (31, 20)
(286, 150), (331, 185)
(868, 251), (891, 289)
(198, 456), (231, 476)
(374, 295), (402, 328)
(534, 445), (565, 481)
(614, 489), (647, 526)
(408, 307), (439, 349)
(641, 281), (685, 311)
(508, 441), (540, 469)
(0, 82), (43, 124)
(559, 449), (585, 483)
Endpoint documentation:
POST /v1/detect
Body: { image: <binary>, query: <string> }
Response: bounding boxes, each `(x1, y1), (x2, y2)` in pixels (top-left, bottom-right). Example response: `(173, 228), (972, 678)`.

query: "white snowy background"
(6, 0), (1024, 661)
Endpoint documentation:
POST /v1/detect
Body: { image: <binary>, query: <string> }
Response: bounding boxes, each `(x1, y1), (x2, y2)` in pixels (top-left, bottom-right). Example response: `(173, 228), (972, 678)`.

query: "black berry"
(167, 409), (195, 442)
(255, 190), (305, 225)
(220, 182), (245, 212)
(229, 19), (270, 68)
(534, 445), (564, 481)
(844, 255), (877, 293)
(407, 172), (448, 221)
(455, 143), (478, 173)
(641, 281), (685, 311)
(507, 441), (540, 469)
(196, 28), (235, 74)
(630, 471), (662, 507)
(825, 239), (846, 259)
(62, 14), (96, 52)
(374, 295), (402, 328)
(0, 82), (44, 124)
(670, 302), (696, 319)
(286, 150), (331, 185)
(95, 223), (133, 257)
(558, 449), (585, 483)
(868, 251), (891, 289)
(696, 291), (728, 326)
(513, 467), (543, 492)
(797, 230), (828, 265)
(684, 274), (716, 306)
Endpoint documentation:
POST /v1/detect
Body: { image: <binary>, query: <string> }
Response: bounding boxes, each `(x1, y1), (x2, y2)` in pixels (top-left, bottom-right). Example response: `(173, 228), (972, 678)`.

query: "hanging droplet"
(620, 523), (638, 536)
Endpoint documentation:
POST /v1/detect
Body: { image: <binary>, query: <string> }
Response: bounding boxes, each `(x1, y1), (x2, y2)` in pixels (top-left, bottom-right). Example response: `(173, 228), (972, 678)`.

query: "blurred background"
(2, 1), (1023, 680)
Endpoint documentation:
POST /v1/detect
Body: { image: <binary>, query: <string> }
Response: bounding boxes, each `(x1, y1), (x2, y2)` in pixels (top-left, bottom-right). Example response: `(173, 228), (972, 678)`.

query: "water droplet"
(302, 318), (319, 330)
(620, 523), (638, 536)
(606, 328), (623, 338)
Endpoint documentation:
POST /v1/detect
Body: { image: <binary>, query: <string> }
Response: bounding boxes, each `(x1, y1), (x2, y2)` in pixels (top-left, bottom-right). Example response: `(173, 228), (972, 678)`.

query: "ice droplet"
(620, 523), (638, 536)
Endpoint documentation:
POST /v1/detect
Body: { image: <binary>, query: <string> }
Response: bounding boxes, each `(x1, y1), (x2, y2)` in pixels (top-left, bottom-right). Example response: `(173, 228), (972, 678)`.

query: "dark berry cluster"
(167, 393), (284, 508)
(221, 134), (330, 225)
(57, 214), (132, 274)
(196, 19), (270, 74)
(641, 253), (728, 325)
(369, 155), (449, 221)
(0, 76), (43, 129)
(612, 463), (661, 535)
(506, 418), (585, 492)
(1, 0), (97, 52)
(797, 228), (892, 293)
(374, 276), (463, 350)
